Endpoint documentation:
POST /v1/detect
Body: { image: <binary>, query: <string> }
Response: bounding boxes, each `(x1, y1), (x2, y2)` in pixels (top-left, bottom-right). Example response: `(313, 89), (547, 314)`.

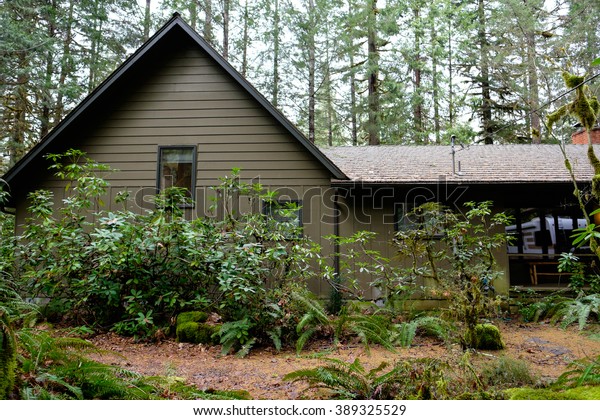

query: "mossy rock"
(507, 386), (600, 400)
(176, 321), (219, 345)
(468, 323), (505, 350)
(176, 311), (209, 326)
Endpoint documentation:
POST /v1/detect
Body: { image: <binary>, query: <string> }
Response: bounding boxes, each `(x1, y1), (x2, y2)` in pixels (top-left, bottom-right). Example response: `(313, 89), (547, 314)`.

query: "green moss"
(470, 323), (505, 350)
(176, 311), (208, 326)
(546, 105), (568, 133)
(562, 71), (585, 89)
(176, 321), (219, 345)
(507, 386), (600, 400)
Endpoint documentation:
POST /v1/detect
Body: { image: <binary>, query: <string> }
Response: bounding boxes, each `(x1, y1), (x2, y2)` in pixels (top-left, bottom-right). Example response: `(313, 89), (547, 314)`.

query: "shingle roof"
(322, 144), (598, 184)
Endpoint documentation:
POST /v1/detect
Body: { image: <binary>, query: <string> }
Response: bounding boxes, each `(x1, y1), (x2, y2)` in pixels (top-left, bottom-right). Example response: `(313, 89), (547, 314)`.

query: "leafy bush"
(558, 252), (600, 294)
(391, 201), (511, 349)
(325, 230), (416, 312)
(14, 152), (320, 345)
(518, 294), (571, 323)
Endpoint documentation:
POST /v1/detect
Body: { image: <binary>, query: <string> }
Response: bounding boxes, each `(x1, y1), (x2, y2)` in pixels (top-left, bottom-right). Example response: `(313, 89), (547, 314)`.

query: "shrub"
(390, 201), (512, 349)
(14, 153), (321, 345)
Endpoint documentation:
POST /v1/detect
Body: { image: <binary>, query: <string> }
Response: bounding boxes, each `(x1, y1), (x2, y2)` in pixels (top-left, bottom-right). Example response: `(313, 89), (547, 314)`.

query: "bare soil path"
(90, 321), (600, 399)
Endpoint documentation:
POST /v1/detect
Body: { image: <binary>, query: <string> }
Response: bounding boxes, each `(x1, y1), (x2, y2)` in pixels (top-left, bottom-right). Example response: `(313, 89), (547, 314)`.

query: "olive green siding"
(13, 43), (336, 296)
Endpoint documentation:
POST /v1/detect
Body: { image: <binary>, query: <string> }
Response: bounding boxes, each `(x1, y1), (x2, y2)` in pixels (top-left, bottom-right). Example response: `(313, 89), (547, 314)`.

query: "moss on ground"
(506, 386), (600, 400)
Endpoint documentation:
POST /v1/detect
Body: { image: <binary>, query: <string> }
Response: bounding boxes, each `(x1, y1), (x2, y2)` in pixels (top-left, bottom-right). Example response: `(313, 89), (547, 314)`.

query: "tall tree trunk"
(272, 0), (280, 107)
(412, 5), (424, 143)
(308, 0), (316, 143)
(204, 0), (214, 44)
(478, 0), (493, 144)
(348, 0), (358, 145)
(367, 0), (380, 145)
(144, 0), (152, 40)
(241, 0), (249, 77)
(222, 0), (230, 59)
(9, 52), (29, 166)
(55, 0), (75, 124)
(431, 25), (440, 144)
(190, 1), (198, 30)
(448, 18), (454, 127)
(40, 2), (57, 139)
(526, 28), (541, 143)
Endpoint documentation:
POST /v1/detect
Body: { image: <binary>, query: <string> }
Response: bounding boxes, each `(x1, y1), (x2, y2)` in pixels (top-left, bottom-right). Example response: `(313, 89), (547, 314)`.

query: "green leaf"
(591, 57), (600, 67)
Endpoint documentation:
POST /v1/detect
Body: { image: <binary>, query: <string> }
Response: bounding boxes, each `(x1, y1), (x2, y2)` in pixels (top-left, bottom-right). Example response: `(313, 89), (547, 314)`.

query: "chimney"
(572, 126), (600, 144)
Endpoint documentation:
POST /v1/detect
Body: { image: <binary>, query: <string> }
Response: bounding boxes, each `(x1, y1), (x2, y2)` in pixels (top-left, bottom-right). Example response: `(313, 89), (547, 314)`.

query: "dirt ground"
(89, 321), (600, 400)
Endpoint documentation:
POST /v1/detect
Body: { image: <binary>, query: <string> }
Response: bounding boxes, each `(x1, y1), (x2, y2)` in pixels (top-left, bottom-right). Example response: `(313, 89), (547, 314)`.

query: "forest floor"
(89, 320), (600, 400)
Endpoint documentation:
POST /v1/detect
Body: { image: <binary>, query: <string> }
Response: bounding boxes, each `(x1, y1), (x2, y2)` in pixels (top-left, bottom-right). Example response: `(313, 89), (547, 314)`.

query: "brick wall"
(572, 126), (600, 144)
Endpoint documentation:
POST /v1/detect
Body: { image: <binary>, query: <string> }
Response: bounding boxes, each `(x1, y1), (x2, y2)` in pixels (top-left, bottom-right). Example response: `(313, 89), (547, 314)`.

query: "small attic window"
(157, 146), (196, 201)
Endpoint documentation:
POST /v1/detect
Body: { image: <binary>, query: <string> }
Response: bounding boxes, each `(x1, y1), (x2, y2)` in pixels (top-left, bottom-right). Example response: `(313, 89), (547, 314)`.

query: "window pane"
(159, 148), (194, 197)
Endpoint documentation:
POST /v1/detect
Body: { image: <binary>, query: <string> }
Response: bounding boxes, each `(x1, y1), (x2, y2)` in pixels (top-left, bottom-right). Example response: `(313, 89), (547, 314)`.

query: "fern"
(284, 358), (382, 399)
(1, 277), (37, 399)
(345, 314), (395, 352)
(553, 294), (600, 330)
(294, 292), (333, 354)
(217, 318), (256, 356)
(392, 322), (418, 348)
(285, 357), (450, 400)
(392, 316), (449, 348)
(556, 354), (600, 388)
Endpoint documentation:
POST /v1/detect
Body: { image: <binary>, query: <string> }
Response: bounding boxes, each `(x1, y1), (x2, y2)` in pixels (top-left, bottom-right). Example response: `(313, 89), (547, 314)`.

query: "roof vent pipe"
(451, 135), (464, 176)
(451, 135), (456, 176)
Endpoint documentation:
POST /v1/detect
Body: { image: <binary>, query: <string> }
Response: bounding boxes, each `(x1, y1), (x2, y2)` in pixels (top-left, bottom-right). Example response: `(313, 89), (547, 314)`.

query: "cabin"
(1, 14), (597, 299)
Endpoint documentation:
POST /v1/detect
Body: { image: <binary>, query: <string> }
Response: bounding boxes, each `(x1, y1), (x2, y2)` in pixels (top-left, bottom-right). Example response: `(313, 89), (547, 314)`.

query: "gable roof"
(323, 144), (597, 184)
(1, 13), (346, 194)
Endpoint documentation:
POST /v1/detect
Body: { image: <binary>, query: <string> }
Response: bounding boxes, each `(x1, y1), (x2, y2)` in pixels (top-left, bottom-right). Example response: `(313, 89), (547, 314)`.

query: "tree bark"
(308, 0), (316, 143)
(367, 0), (380, 145)
(222, 0), (230, 59)
(478, 0), (493, 144)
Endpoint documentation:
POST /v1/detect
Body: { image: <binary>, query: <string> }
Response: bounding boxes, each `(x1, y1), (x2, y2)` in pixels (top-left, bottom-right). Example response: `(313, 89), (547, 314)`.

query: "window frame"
(156, 145), (197, 207)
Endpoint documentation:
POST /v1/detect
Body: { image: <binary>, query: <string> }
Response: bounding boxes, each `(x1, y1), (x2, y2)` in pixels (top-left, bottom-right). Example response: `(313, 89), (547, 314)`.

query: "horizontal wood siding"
(15, 41), (336, 297)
